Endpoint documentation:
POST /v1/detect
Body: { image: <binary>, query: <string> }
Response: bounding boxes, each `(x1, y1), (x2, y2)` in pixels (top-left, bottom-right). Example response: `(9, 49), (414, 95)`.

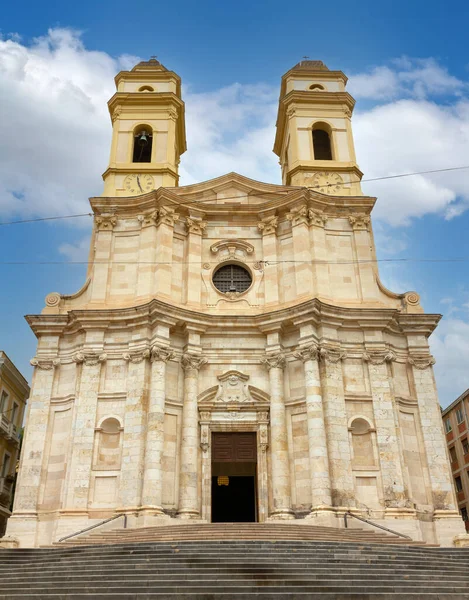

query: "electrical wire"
(1, 164), (468, 226)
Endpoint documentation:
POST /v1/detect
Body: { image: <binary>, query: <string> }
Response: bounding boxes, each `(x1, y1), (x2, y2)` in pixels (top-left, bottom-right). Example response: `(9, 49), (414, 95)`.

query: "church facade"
(8, 59), (465, 547)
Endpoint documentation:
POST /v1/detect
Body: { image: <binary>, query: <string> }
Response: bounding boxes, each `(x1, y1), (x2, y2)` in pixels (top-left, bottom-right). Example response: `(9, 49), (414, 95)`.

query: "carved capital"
(150, 345), (174, 363)
(157, 206), (179, 227)
(294, 344), (320, 363)
(286, 205), (309, 227)
(186, 216), (207, 235)
(286, 107), (296, 118)
(348, 213), (370, 231)
(319, 346), (347, 364)
(257, 216), (278, 236)
(181, 353), (207, 372)
(138, 210), (159, 227)
(258, 424), (269, 453)
(30, 357), (60, 370)
(167, 108), (178, 121)
(95, 214), (117, 231)
(261, 352), (286, 370)
(408, 354), (436, 370)
(123, 349), (150, 364)
(308, 209), (328, 227)
(363, 350), (396, 365)
(73, 352), (107, 366)
(111, 105), (122, 123)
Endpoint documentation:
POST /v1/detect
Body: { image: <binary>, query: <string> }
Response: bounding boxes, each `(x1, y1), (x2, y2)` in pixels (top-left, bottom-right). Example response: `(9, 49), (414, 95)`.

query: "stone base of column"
(454, 534), (469, 547)
(139, 505), (165, 516)
(267, 509), (295, 520)
(176, 509), (201, 519)
(0, 536), (19, 548)
(305, 505), (337, 528)
(433, 510), (466, 547)
(384, 507), (417, 519)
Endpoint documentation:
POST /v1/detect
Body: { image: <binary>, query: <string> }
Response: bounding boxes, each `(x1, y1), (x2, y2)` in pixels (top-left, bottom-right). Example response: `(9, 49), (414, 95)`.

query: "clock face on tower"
(123, 174), (155, 195)
(310, 171), (344, 195)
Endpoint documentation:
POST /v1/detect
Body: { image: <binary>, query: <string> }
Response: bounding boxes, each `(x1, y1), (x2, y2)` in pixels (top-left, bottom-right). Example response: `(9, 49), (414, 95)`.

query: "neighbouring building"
(0, 351), (29, 536)
(7, 59), (466, 547)
(442, 389), (469, 532)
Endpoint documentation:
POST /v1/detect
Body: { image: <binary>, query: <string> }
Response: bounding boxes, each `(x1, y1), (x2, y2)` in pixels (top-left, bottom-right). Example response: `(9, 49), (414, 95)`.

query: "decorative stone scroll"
(214, 370), (254, 403)
(319, 346), (347, 364)
(186, 216), (207, 235)
(408, 354), (436, 370)
(362, 350), (396, 365)
(257, 216), (278, 235)
(123, 348), (150, 364)
(308, 209), (328, 228)
(348, 213), (370, 231)
(73, 352), (107, 366)
(150, 345), (174, 363)
(210, 239), (254, 264)
(137, 210), (159, 228)
(293, 344), (320, 363)
(260, 352), (286, 370)
(45, 292), (61, 307)
(95, 214), (117, 231)
(181, 353), (207, 372)
(286, 205), (309, 227)
(30, 357), (60, 370)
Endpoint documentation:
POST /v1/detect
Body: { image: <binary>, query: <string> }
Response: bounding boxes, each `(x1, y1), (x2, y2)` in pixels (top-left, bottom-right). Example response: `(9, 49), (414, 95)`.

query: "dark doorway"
(211, 432), (257, 523)
(212, 476), (256, 522)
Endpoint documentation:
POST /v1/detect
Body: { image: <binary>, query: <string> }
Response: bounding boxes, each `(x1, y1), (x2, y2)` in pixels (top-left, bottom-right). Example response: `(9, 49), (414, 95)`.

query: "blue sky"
(0, 0), (469, 406)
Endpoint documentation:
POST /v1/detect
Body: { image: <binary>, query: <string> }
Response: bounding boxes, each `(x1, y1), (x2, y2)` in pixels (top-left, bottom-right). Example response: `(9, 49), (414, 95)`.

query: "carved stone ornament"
(45, 292), (61, 307)
(73, 352), (107, 366)
(286, 107), (296, 119)
(157, 206), (179, 227)
(293, 344), (320, 363)
(258, 424), (269, 452)
(111, 105), (122, 122)
(319, 346), (347, 364)
(200, 411), (211, 422)
(30, 357), (60, 370)
(257, 411), (269, 422)
(167, 108), (178, 121)
(186, 216), (207, 235)
(137, 211), (159, 227)
(362, 350), (396, 365)
(286, 205), (309, 227)
(181, 353), (207, 372)
(200, 424), (210, 452)
(404, 292), (420, 306)
(308, 209), (328, 227)
(257, 216), (278, 236)
(150, 345), (174, 363)
(123, 348), (151, 363)
(407, 355), (436, 370)
(214, 370), (254, 403)
(348, 213), (370, 231)
(95, 214), (117, 231)
(260, 352), (286, 370)
(210, 239), (254, 264)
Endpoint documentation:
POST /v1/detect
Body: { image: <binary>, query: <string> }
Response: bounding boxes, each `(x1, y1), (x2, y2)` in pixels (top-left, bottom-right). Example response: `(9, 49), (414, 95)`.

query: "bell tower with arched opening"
(102, 58), (187, 196)
(274, 60), (363, 195)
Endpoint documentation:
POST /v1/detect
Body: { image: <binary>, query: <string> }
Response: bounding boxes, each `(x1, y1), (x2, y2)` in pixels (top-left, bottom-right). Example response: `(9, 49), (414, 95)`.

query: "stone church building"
(7, 59), (465, 547)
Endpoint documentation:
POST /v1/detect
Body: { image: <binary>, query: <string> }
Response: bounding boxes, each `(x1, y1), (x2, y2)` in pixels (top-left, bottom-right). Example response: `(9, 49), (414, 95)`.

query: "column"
(118, 349), (150, 511)
(257, 216), (279, 306)
(140, 345), (174, 513)
(91, 214), (117, 303)
(177, 352), (207, 518)
(319, 345), (355, 507)
(364, 349), (407, 510)
(136, 213), (158, 298)
(155, 207), (178, 299)
(348, 215), (377, 301)
(309, 210), (330, 298)
(11, 357), (59, 514)
(185, 216), (206, 306)
(294, 344), (332, 509)
(65, 352), (106, 509)
(287, 206), (314, 299)
(261, 352), (294, 519)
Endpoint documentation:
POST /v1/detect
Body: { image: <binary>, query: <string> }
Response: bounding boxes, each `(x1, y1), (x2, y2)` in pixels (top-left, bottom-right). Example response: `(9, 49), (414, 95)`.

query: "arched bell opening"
(132, 125), (153, 163)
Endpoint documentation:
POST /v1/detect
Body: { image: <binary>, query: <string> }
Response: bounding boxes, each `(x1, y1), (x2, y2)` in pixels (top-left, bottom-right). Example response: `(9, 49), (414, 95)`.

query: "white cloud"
(58, 235), (91, 262)
(431, 316), (469, 407)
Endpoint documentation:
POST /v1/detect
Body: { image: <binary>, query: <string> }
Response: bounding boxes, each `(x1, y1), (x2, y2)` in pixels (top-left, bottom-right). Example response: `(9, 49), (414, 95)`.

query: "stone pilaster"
(294, 344), (332, 510)
(91, 214), (116, 303)
(349, 214), (377, 301)
(141, 345), (174, 514)
(136, 212), (158, 298)
(13, 357), (59, 513)
(309, 209), (330, 298)
(363, 349), (407, 509)
(185, 216), (206, 305)
(66, 352), (106, 509)
(155, 207), (178, 299)
(177, 352), (207, 518)
(261, 352), (294, 519)
(287, 206), (314, 298)
(257, 216), (279, 305)
(319, 345), (355, 507)
(118, 349), (150, 511)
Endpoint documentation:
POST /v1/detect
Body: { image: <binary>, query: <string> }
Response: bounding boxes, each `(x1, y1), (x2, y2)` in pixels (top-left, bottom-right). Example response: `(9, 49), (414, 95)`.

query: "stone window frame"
(92, 415), (124, 472)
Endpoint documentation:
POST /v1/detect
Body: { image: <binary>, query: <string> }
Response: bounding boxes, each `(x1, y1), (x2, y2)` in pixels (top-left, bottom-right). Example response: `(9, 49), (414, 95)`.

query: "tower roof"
(132, 57), (168, 71)
(291, 60), (329, 71)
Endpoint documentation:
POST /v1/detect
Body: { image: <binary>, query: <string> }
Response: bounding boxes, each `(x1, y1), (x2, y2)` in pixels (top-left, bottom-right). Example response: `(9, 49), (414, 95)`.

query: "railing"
(344, 511), (412, 540)
(58, 513), (127, 543)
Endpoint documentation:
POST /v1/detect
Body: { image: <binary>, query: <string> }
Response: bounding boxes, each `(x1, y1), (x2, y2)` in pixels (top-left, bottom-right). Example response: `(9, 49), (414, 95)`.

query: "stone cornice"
(25, 298), (442, 338)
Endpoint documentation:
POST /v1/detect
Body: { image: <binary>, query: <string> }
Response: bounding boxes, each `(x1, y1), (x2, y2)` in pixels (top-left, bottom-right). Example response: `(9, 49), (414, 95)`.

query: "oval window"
(213, 264), (252, 294)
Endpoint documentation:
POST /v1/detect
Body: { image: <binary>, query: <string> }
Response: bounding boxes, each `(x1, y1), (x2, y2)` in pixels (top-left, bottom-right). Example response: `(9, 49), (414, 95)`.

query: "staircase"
(1, 525), (469, 598)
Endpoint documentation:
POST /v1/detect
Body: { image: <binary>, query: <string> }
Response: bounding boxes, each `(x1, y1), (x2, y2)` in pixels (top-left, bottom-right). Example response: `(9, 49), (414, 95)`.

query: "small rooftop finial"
(150, 55), (158, 61)
(302, 56), (310, 61)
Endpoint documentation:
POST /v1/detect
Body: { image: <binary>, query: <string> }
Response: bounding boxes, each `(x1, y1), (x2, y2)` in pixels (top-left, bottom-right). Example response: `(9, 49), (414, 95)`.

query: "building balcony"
(0, 477), (13, 507)
(0, 414), (20, 446)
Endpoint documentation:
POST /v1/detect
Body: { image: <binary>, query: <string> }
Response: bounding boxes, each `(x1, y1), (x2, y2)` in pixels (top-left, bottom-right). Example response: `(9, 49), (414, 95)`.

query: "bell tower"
(102, 58), (186, 196)
(274, 60), (363, 195)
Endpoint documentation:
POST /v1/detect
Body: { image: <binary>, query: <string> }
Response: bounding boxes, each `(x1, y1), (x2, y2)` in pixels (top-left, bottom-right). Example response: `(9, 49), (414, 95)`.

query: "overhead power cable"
(0, 164), (468, 227)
